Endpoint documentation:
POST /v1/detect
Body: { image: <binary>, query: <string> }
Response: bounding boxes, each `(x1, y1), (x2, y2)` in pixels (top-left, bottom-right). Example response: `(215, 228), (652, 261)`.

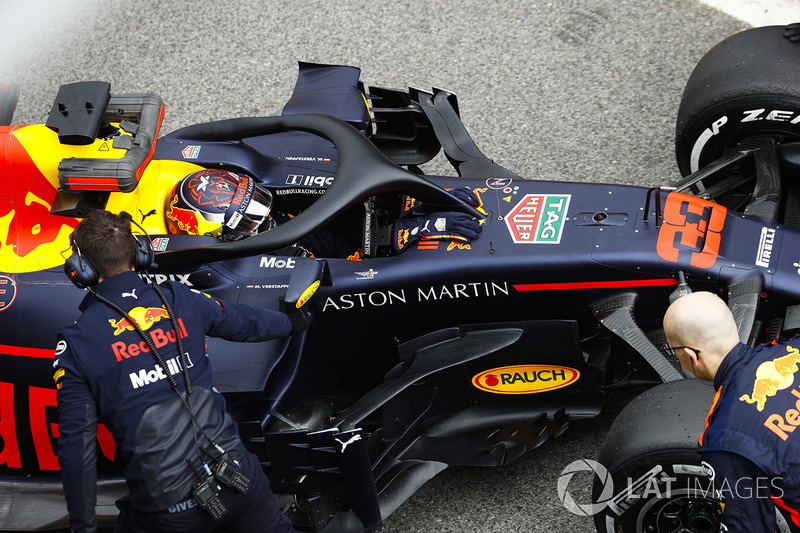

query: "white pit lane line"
(699, 0), (799, 26)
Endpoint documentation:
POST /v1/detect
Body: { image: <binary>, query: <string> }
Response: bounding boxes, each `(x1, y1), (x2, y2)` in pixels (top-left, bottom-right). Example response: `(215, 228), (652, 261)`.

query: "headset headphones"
(64, 211), (155, 289)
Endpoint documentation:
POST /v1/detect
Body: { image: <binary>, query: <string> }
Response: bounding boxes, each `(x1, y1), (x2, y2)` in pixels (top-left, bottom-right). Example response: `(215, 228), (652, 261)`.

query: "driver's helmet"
(166, 169), (273, 240)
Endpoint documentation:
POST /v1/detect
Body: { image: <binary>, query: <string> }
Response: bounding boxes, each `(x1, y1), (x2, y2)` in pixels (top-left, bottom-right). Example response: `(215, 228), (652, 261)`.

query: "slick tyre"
(592, 380), (720, 533)
(675, 25), (800, 177)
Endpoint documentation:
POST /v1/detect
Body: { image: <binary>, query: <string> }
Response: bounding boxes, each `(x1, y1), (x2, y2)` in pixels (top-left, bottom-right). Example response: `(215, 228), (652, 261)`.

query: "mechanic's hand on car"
(400, 186), (481, 218)
(393, 211), (482, 252)
(279, 297), (312, 333)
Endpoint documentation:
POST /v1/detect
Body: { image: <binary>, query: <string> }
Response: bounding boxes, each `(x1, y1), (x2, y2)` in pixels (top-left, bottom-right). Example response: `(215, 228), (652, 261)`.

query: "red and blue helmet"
(166, 169), (273, 240)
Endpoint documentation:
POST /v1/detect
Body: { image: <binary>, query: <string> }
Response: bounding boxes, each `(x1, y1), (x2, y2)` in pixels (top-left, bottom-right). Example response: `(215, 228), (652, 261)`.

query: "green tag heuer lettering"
(535, 195), (570, 243)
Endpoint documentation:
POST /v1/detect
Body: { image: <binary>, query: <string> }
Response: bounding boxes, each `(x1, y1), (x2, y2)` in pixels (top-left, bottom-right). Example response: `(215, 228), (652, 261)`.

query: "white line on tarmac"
(699, 0), (799, 26)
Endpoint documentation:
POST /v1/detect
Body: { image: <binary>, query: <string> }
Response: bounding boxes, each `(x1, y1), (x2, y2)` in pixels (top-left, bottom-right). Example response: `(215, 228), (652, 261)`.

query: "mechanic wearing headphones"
(663, 291), (800, 532)
(55, 210), (304, 532)
(165, 168), (482, 258)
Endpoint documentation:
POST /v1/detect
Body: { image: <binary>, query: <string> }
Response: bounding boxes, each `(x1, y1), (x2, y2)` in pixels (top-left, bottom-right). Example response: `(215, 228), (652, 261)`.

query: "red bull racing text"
(765, 388), (800, 441)
(111, 316), (188, 362)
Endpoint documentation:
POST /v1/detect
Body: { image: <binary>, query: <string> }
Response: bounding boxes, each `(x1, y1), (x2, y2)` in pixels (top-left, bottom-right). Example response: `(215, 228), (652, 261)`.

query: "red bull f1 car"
(2, 23), (800, 533)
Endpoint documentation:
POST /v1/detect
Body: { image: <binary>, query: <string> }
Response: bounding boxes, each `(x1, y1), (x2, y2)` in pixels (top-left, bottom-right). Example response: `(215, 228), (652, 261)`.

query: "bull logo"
(0, 133), (80, 273)
(108, 306), (170, 336)
(739, 346), (800, 411)
(166, 195), (200, 235)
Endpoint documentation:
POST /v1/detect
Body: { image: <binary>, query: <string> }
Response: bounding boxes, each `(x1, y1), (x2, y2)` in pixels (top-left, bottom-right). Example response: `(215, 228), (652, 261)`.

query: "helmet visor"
(223, 185), (273, 239)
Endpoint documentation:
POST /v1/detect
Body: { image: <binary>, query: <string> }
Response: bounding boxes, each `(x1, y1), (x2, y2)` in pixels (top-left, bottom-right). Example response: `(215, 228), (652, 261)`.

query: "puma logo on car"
(335, 434), (362, 453)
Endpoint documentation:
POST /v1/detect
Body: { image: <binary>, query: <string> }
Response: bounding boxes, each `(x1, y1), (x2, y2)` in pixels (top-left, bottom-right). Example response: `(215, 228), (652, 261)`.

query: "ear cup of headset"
(64, 246), (99, 289)
(133, 235), (154, 272)
(64, 212), (154, 288)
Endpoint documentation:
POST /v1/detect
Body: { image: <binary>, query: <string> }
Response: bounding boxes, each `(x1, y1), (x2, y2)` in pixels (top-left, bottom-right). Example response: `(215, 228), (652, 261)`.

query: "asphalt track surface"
(0, 1), (784, 531)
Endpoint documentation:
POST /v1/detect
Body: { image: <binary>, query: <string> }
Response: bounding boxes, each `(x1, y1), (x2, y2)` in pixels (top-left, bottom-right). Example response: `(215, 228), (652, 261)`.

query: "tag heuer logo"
(150, 238), (169, 252)
(181, 145), (201, 159)
(505, 194), (570, 244)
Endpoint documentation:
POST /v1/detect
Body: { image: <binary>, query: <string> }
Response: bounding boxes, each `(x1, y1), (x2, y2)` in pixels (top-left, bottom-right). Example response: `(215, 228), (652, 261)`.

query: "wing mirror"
(284, 258), (328, 309)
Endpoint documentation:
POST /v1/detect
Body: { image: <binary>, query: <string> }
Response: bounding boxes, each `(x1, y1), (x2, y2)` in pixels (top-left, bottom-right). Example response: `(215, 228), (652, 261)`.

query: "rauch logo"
(472, 364), (580, 394)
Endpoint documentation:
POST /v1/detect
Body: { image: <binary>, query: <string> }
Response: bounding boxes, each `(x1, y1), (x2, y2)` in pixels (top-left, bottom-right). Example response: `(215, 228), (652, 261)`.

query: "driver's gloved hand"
(448, 187), (481, 207)
(393, 212), (482, 252)
(400, 187), (481, 218)
(279, 297), (311, 333)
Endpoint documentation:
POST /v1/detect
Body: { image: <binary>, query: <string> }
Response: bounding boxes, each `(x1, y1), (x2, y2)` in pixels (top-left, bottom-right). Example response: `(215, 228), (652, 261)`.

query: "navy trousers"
(115, 450), (295, 533)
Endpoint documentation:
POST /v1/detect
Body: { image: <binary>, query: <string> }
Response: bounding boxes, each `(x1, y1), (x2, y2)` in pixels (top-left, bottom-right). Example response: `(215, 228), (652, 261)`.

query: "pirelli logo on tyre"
(505, 194), (571, 244)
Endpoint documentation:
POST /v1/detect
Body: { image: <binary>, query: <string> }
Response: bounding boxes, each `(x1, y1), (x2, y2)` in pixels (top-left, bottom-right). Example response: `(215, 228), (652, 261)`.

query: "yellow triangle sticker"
(503, 196), (512, 202)
(99, 142), (109, 151)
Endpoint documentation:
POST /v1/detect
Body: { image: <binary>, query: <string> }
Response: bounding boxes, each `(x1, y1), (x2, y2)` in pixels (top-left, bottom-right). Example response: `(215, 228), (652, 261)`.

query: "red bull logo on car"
(0, 127), (80, 273)
(472, 364), (580, 394)
(166, 195), (200, 235)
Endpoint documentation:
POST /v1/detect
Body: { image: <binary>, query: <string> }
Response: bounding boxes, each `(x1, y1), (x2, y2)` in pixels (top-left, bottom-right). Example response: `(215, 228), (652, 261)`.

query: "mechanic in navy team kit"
(55, 210), (304, 532)
(663, 291), (800, 532)
(165, 168), (482, 257)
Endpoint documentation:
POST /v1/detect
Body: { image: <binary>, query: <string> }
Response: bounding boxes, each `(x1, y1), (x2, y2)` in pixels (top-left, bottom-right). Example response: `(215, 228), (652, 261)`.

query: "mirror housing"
(284, 258), (327, 309)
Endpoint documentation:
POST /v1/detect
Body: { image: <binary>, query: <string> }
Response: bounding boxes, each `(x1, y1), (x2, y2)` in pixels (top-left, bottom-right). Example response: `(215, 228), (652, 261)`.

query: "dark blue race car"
(1, 24), (800, 533)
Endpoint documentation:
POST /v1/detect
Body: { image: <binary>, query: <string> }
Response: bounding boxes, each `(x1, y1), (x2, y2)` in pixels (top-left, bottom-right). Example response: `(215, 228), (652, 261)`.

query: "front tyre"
(675, 25), (800, 177)
(595, 450), (721, 533)
(592, 380), (720, 533)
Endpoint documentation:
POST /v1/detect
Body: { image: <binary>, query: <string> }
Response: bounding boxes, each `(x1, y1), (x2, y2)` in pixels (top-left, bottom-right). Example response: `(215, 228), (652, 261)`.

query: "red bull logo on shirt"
(108, 308), (189, 363)
(108, 306), (170, 336)
(739, 346), (800, 412)
(736, 345), (800, 441)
